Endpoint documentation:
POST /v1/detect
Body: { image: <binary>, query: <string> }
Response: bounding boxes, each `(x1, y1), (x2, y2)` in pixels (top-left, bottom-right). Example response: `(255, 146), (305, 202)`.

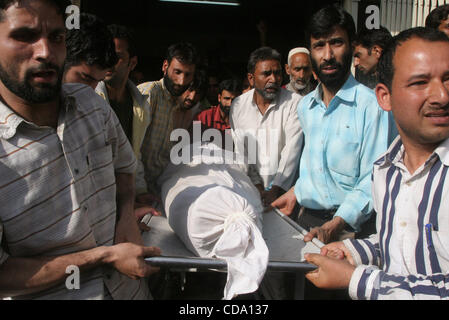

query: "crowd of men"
(0, 0), (448, 300)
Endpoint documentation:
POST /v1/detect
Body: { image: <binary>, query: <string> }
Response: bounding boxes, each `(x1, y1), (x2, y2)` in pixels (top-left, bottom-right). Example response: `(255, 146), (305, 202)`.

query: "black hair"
(65, 13), (118, 70)
(0, 0), (71, 22)
(166, 42), (200, 66)
(247, 47), (281, 74)
(108, 24), (138, 58)
(353, 26), (393, 52)
(219, 78), (242, 95)
(378, 27), (449, 91)
(425, 4), (449, 29)
(306, 4), (356, 48)
(188, 68), (208, 97)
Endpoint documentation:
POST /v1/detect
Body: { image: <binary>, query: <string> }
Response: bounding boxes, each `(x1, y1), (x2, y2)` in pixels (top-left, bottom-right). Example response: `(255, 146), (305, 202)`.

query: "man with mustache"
(231, 47), (302, 209)
(138, 42), (200, 196)
(272, 5), (395, 244)
(0, 0), (160, 300)
(305, 27), (449, 300)
(284, 47), (316, 96)
(193, 78), (242, 150)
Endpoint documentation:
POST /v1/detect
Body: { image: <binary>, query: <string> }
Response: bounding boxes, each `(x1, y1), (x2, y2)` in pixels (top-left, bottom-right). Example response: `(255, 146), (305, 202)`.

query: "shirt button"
(74, 169), (79, 175)
(400, 221), (407, 227)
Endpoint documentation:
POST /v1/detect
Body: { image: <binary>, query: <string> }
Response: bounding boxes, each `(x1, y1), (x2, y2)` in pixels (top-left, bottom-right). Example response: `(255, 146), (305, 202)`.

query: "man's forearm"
(116, 172), (136, 219)
(115, 172), (143, 245)
(0, 246), (111, 298)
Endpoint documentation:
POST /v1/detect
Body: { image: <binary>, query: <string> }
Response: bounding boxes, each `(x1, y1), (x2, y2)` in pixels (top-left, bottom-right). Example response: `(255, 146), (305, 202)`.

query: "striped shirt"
(294, 75), (396, 231)
(137, 79), (180, 194)
(0, 84), (150, 300)
(344, 136), (449, 300)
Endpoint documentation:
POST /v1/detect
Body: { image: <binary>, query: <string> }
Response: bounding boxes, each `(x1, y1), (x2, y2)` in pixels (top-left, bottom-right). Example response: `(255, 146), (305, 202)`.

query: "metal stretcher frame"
(143, 208), (323, 272)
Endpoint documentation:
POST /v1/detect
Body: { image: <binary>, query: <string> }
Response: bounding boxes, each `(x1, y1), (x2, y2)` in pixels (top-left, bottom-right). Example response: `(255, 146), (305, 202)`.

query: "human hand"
(304, 216), (346, 244)
(134, 193), (162, 230)
(270, 187), (297, 215)
(107, 243), (162, 280)
(320, 241), (355, 265)
(261, 186), (283, 208)
(305, 253), (355, 289)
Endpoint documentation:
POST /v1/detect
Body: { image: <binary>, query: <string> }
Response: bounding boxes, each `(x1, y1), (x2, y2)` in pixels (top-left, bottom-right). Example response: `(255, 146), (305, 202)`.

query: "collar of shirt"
(250, 88), (281, 115)
(96, 80), (149, 108)
(211, 105), (228, 125)
(159, 78), (180, 107)
(308, 74), (357, 111)
(0, 84), (83, 140)
(375, 135), (449, 171)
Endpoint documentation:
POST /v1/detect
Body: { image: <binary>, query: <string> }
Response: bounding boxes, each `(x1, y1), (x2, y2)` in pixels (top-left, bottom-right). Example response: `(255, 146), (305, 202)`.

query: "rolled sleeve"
(343, 234), (381, 267)
(349, 265), (382, 300)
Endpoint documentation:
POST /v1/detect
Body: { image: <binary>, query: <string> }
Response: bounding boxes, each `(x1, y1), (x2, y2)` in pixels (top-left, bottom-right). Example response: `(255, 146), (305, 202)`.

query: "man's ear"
(372, 45), (383, 59)
(247, 73), (254, 87)
(162, 60), (169, 74)
(129, 56), (138, 71)
(285, 63), (291, 75)
(375, 82), (392, 112)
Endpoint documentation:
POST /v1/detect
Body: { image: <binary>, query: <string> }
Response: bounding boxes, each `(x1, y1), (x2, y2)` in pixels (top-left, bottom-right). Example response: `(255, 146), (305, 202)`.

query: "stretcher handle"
(272, 208), (325, 249)
(145, 256), (317, 272)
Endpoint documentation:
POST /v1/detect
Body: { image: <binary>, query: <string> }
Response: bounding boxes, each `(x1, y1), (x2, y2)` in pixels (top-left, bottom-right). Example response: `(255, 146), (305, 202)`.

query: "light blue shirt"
(294, 75), (396, 231)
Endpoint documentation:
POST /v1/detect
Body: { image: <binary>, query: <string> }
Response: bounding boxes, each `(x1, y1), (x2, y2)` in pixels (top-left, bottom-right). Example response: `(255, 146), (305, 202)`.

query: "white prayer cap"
(288, 47), (310, 65)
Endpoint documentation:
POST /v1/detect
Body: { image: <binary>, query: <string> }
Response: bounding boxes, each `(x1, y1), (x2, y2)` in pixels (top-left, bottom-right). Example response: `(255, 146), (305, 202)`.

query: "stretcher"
(142, 208), (323, 299)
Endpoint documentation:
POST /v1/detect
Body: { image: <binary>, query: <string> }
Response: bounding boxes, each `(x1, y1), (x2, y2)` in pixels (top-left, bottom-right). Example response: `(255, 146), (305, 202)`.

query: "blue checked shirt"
(344, 136), (449, 300)
(294, 75), (396, 231)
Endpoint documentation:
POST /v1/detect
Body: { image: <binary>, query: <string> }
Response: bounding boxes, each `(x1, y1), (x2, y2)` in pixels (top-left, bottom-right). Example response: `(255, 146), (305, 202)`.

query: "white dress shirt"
(230, 88), (303, 190)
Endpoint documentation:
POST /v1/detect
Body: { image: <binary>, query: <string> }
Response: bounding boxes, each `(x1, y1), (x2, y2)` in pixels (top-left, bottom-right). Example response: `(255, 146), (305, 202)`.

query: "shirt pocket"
(431, 229), (449, 263)
(87, 144), (116, 203)
(327, 141), (360, 188)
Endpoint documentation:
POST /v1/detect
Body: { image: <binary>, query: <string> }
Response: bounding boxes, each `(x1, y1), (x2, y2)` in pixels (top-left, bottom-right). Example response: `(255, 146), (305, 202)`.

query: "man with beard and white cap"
(284, 47), (316, 96)
(272, 5), (396, 244)
(230, 47), (303, 208)
(138, 42), (200, 196)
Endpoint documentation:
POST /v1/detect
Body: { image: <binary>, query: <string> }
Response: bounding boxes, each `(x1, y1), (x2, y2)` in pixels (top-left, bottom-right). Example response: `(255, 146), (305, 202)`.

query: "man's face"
(310, 26), (353, 91)
(218, 89), (238, 116)
(249, 59), (282, 101)
(438, 17), (449, 38)
(353, 44), (379, 75)
(104, 38), (135, 87)
(163, 57), (195, 97)
(376, 38), (449, 147)
(63, 62), (109, 89)
(0, 0), (66, 104)
(285, 53), (312, 91)
(179, 87), (202, 110)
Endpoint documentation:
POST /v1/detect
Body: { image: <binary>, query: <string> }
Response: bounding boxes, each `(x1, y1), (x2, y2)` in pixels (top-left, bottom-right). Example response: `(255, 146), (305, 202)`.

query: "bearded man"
(284, 47), (315, 96)
(230, 47), (303, 207)
(138, 42), (200, 196)
(272, 5), (397, 244)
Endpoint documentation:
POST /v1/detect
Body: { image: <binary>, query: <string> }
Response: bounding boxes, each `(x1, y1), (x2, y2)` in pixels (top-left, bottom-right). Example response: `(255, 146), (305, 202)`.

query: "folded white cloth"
(158, 144), (269, 299)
